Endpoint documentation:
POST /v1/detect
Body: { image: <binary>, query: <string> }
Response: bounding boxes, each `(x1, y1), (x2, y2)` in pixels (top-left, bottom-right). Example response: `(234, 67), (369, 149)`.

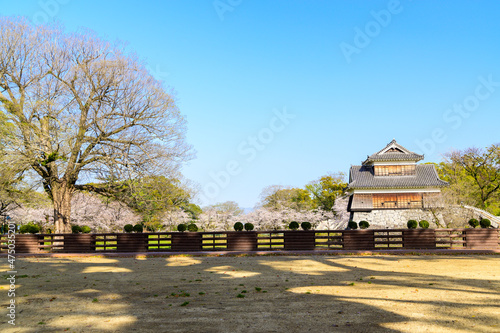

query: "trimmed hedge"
(419, 220), (430, 229)
(347, 221), (358, 230)
(71, 225), (82, 233)
(187, 223), (198, 232)
(468, 218), (479, 228)
(234, 222), (244, 231)
(301, 222), (312, 231)
(289, 221), (299, 230)
(133, 224), (143, 233)
(480, 218), (491, 228)
(177, 223), (187, 232)
(244, 223), (254, 231)
(124, 224), (134, 233)
(81, 225), (91, 233)
(359, 221), (370, 229)
(407, 220), (418, 229)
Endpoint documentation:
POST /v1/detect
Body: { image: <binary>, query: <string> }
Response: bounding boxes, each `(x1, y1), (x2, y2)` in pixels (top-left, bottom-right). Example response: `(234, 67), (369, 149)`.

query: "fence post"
(171, 232), (202, 251)
(465, 229), (499, 250)
(284, 231), (315, 251)
(227, 231), (257, 251)
(117, 233), (147, 252)
(343, 230), (374, 250)
(15, 234), (41, 253)
(402, 229), (436, 249)
(63, 234), (93, 253)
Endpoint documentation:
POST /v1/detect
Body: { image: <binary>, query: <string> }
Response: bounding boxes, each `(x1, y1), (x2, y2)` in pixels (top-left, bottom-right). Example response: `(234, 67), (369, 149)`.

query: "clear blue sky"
(2, 0), (500, 208)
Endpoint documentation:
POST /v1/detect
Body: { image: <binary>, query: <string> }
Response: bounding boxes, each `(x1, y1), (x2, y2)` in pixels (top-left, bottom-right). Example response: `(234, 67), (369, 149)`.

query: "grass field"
(1, 254), (499, 332)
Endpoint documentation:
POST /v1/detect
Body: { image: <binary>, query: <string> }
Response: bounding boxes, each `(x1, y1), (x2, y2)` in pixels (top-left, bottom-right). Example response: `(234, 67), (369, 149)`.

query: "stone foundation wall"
(351, 209), (444, 229)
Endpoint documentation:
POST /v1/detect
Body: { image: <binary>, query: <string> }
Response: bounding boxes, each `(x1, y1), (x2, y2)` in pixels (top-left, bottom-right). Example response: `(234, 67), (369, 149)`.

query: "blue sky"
(2, 0), (500, 208)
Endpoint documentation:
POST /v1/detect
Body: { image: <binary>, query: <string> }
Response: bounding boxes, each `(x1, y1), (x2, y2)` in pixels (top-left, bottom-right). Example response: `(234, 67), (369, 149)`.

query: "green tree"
(306, 172), (347, 211)
(110, 176), (194, 230)
(260, 186), (315, 211)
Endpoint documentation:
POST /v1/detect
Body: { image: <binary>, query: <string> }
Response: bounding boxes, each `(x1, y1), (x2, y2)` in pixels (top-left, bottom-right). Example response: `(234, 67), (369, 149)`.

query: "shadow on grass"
(1, 254), (499, 332)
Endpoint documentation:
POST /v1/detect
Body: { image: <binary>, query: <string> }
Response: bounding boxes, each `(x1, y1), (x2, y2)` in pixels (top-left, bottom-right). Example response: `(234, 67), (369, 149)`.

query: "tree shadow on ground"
(1, 254), (499, 332)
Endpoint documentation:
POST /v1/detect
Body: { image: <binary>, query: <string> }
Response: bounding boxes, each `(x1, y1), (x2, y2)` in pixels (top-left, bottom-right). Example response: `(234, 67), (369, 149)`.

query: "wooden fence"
(1, 229), (499, 254)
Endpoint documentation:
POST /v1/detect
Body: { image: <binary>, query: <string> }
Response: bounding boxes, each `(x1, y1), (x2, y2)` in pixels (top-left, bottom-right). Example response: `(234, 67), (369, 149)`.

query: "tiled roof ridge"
(348, 164), (449, 189)
(363, 139), (424, 165)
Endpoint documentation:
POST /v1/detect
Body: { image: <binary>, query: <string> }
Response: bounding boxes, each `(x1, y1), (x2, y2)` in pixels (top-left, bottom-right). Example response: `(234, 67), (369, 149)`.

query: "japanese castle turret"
(347, 139), (449, 228)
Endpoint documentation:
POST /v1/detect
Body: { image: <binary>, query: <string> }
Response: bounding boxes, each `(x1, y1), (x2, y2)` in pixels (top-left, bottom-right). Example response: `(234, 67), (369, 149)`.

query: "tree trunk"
(52, 183), (74, 233)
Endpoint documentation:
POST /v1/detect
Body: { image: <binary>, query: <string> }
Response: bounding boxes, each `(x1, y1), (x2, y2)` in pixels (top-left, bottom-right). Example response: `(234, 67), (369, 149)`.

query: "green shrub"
(468, 218), (479, 228)
(407, 220), (418, 229)
(187, 223), (198, 232)
(244, 223), (254, 231)
(71, 225), (82, 233)
(289, 221), (299, 230)
(359, 221), (370, 229)
(81, 225), (92, 233)
(20, 223), (40, 234)
(301, 222), (312, 231)
(480, 218), (491, 228)
(419, 220), (430, 229)
(19, 224), (29, 234)
(177, 223), (187, 232)
(347, 221), (358, 230)
(124, 224), (134, 233)
(233, 222), (244, 231)
(133, 224), (143, 233)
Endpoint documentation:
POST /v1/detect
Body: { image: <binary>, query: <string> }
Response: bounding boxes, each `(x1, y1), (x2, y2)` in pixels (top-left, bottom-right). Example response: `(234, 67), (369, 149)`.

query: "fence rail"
(1, 229), (499, 254)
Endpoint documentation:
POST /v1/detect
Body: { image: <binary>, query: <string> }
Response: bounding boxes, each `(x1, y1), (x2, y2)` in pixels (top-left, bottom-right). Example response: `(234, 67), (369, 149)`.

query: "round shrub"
(480, 218), (491, 228)
(71, 225), (82, 233)
(301, 222), (312, 231)
(359, 221), (370, 229)
(187, 223), (198, 232)
(177, 223), (187, 232)
(407, 220), (418, 229)
(124, 224), (134, 233)
(133, 224), (143, 233)
(289, 221), (299, 230)
(31, 224), (41, 234)
(19, 224), (30, 234)
(81, 225), (91, 233)
(347, 221), (358, 230)
(419, 220), (430, 229)
(244, 222), (254, 231)
(468, 218), (479, 228)
(233, 222), (244, 231)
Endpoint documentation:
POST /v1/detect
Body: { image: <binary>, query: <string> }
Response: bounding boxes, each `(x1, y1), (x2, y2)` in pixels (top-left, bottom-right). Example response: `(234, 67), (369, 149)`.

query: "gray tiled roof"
(363, 139), (424, 164)
(348, 164), (449, 189)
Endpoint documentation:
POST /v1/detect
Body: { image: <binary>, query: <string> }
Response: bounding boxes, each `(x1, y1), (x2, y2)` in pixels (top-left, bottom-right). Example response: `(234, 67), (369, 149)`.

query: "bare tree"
(0, 18), (192, 232)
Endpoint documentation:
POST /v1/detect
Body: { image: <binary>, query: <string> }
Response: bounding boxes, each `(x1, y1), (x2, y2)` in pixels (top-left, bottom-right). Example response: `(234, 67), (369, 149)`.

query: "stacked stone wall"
(351, 209), (443, 229)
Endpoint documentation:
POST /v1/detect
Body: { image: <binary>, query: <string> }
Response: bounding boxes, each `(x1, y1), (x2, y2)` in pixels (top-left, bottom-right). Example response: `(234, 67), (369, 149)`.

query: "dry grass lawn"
(1, 254), (499, 332)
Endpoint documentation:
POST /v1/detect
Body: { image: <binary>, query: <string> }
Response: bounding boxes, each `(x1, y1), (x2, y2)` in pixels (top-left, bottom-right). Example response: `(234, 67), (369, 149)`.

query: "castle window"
(374, 165), (416, 176)
(373, 193), (422, 209)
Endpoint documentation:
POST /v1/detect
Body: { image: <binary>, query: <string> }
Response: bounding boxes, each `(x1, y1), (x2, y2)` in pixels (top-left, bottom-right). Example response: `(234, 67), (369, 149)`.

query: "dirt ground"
(1, 254), (499, 333)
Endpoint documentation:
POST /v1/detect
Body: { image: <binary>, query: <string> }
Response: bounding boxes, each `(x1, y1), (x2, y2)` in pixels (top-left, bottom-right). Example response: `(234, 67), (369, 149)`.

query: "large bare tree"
(0, 17), (192, 233)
